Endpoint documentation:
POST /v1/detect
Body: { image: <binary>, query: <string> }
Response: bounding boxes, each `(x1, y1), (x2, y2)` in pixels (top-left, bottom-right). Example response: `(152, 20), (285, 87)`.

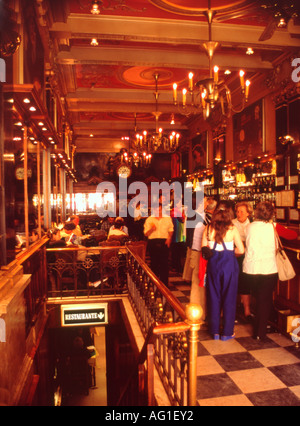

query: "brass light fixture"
(172, 0), (251, 120)
(90, 0), (102, 15)
(134, 73), (181, 153)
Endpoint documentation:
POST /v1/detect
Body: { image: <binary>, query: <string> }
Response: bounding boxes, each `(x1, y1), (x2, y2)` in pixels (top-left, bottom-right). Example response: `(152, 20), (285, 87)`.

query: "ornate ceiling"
(36, 0), (300, 152)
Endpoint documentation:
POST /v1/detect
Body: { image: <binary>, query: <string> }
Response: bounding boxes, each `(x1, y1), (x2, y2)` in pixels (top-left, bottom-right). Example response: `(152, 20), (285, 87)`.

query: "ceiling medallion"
(148, 0), (251, 17)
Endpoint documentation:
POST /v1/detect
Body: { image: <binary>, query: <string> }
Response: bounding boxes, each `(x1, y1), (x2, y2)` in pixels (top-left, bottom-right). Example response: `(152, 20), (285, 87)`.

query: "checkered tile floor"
(168, 275), (300, 407)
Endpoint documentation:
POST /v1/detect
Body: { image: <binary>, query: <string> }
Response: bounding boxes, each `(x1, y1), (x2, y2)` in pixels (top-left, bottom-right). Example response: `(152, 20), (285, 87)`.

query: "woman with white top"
(243, 202), (278, 341)
(232, 202), (252, 320)
(202, 207), (244, 341)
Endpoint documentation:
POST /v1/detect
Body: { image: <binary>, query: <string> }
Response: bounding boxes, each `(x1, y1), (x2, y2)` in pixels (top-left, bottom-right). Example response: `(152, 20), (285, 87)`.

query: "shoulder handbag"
(201, 225), (214, 260)
(274, 225), (296, 282)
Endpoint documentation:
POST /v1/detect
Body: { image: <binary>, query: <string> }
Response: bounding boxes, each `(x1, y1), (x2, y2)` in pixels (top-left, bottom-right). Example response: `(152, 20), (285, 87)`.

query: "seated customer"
(61, 222), (82, 245)
(69, 215), (83, 237)
(47, 228), (67, 248)
(108, 217), (128, 240)
(100, 215), (115, 236)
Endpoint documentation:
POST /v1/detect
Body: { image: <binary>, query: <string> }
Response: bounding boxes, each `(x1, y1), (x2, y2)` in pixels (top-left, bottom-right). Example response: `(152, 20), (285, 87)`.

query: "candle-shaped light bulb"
(159, 128), (163, 136)
(182, 88), (187, 106)
(201, 90), (206, 108)
(239, 70), (245, 90)
(173, 83), (178, 103)
(143, 130), (147, 142)
(214, 66), (219, 84)
(245, 80), (251, 100)
(189, 72), (194, 91)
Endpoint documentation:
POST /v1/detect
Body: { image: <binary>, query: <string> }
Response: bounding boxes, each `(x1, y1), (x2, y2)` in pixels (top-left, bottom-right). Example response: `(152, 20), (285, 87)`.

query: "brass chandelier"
(172, 0), (251, 120)
(133, 73), (181, 154)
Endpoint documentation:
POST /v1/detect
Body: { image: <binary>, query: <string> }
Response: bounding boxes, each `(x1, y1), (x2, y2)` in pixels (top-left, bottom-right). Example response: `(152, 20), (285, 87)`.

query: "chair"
(127, 241), (147, 262)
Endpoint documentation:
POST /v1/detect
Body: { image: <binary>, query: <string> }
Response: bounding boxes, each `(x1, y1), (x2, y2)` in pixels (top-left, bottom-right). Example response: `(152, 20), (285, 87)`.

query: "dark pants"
(148, 239), (169, 287)
(245, 273), (278, 339)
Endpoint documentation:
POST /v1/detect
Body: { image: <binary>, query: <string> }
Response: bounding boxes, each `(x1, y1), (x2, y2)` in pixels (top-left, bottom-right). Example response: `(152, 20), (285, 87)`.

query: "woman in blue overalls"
(202, 208), (245, 341)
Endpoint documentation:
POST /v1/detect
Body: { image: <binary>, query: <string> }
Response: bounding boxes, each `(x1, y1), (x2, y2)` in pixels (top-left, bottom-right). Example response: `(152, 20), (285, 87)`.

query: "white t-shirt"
(192, 214), (206, 251)
(243, 221), (278, 275)
(232, 218), (250, 242)
(144, 216), (174, 240)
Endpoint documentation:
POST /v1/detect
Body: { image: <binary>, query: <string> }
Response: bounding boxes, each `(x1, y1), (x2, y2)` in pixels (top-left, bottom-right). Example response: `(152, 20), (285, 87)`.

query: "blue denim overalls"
(206, 240), (239, 338)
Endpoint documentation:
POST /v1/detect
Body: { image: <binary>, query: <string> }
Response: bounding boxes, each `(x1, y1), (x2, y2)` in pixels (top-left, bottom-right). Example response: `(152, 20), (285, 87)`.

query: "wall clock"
(117, 164), (132, 179)
(15, 166), (33, 180)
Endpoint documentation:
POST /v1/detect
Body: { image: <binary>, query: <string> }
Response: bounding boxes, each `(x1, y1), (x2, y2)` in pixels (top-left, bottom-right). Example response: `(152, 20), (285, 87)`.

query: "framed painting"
(191, 131), (208, 173)
(233, 99), (264, 162)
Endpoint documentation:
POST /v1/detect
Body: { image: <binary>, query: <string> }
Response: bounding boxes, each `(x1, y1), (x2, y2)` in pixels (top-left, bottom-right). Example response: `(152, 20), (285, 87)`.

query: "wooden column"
(23, 125), (29, 249)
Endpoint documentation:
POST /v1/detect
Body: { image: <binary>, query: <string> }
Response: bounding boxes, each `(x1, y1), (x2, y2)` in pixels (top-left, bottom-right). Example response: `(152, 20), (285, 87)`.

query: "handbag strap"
(273, 224), (283, 251)
(207, 225), (210, 242)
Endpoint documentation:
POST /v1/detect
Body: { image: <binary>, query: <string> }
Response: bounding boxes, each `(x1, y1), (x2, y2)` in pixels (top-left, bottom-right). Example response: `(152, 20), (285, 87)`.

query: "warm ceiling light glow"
(278, 18), (287, 28)
(29, 106), (36, 111)
(23, 98), (30, 104)
(38, 122), (44, 126)
(90, 38), (99, 47)
(246, 47), (254, 55)
(91, 0), (101, 15)
(172, 3), (251, 120)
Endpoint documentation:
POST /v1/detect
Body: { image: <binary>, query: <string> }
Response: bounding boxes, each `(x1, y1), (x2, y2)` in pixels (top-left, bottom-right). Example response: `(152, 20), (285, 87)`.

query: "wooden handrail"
(117, 320), (193, 406)
(283, 246), (300, 261)
(153, 322), (190, 335)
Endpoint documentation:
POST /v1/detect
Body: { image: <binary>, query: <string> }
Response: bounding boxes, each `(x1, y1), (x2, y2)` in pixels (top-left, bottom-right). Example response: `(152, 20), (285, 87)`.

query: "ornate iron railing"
(45, 244), (201, 405)
(126, 247), (201, 406)
(46, 246), (127, 298)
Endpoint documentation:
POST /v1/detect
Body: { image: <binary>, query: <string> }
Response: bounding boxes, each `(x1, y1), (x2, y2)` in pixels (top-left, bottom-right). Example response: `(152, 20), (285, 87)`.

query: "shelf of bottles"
(186, 169), (216, 196)
(219, 156), (277, 209)
(186, 155), (280, 208)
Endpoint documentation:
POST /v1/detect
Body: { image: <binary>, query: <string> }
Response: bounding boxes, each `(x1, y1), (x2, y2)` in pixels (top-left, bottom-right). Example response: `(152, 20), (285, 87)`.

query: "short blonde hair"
(235, 201), (253, 217)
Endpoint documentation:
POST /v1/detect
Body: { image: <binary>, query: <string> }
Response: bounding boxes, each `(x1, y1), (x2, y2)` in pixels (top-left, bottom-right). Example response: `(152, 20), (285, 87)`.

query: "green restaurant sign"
(61, 303), (108, 327)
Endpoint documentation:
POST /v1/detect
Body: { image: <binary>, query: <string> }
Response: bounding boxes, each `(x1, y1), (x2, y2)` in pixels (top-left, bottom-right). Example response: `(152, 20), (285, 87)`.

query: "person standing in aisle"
(188, 197), (217, 323)
(144, 203), (174, 287)
(202, 207), (244, 341)
(232, 202), (253, 321)
(243, 202), (279, 341)
(170, 197), (186, 274)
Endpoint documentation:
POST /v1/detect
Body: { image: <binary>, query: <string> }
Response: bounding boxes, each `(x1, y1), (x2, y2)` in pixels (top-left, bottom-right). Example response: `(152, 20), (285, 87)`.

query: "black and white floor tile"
(169, 276), (300, 406)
